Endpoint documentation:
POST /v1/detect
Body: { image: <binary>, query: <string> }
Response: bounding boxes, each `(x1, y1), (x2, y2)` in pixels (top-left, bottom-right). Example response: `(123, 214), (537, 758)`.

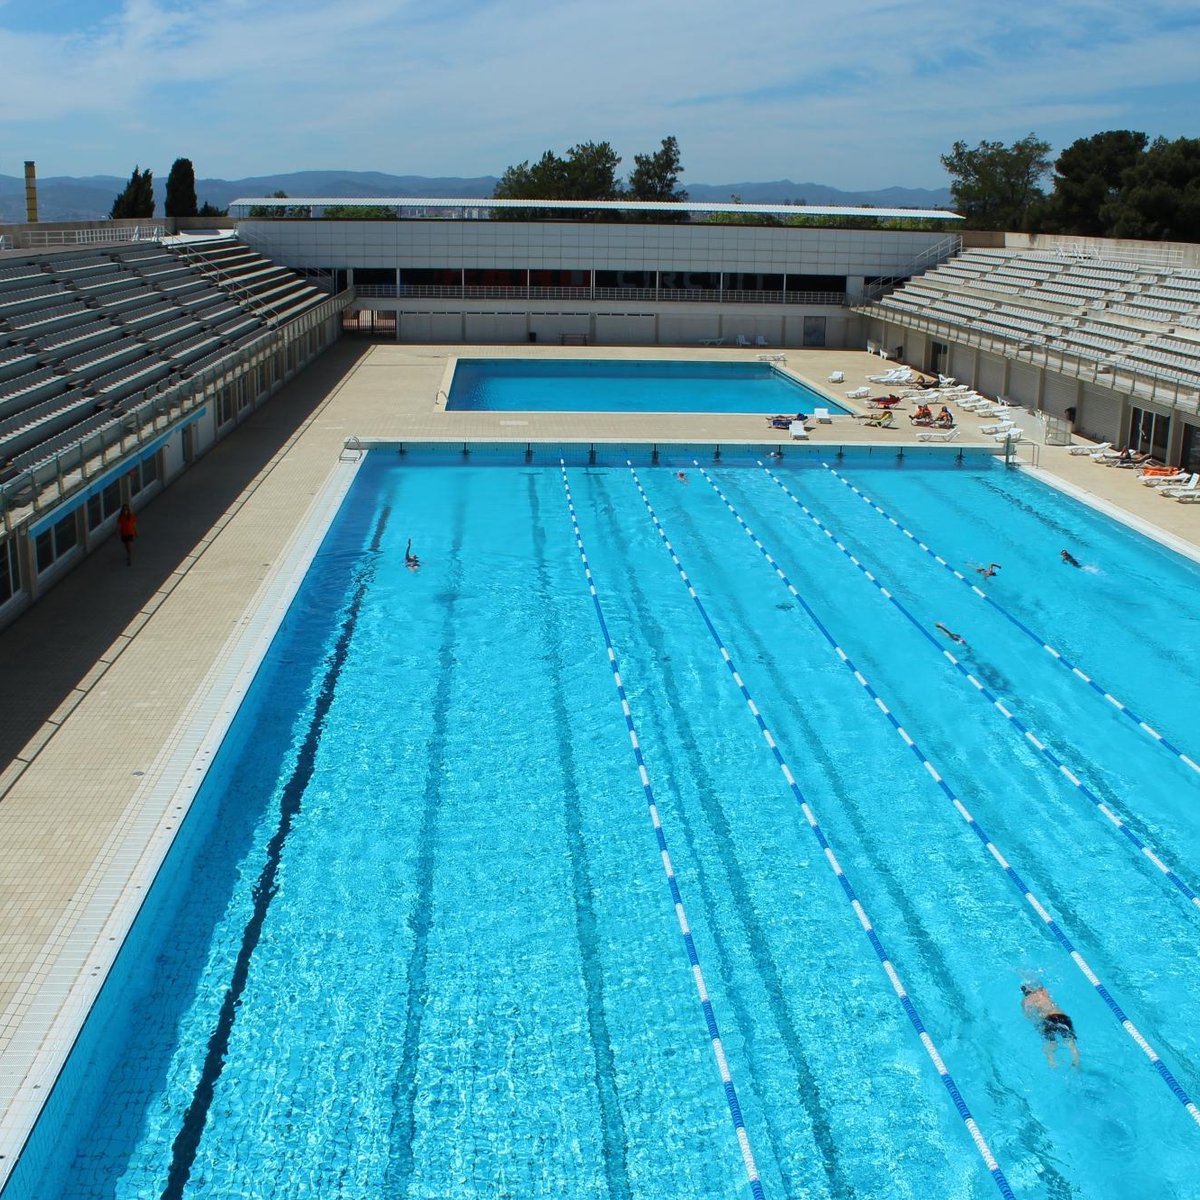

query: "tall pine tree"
(165, 158), (198, 217)
(110, 166), (155, 218)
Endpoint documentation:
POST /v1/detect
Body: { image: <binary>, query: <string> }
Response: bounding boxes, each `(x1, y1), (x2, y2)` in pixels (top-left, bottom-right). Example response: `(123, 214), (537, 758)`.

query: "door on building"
(1128, 406), (1170, 461)
(802, 316), (826, 347)
(929, 341), (948, 376)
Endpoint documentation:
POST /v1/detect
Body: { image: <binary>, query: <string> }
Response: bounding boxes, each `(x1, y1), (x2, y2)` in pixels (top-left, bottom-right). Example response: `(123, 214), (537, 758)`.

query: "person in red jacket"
(117, 503), (137, 566)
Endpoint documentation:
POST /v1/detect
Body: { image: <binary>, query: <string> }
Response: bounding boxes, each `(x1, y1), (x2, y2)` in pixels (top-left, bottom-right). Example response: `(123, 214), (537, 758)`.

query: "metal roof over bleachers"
(229, 196), (963, 220)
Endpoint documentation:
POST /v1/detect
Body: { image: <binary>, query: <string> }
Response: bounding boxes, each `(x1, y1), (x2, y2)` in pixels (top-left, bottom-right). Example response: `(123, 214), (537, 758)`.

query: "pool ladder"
(340, 436), (365, 462)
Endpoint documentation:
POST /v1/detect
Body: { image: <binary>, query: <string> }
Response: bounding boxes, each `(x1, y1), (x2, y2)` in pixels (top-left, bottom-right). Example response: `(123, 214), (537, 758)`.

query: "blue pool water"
(10, 449), (1200, 1199)
(446, 358), (844, 414)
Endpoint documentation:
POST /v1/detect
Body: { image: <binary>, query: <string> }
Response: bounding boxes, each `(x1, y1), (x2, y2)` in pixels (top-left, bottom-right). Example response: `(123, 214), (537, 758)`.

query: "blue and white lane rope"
(683, 463), (1200, 1132)
(751, 461), (1200, 919)
(820, 462), (1200, 778)
(558, 463), (766, 1200)
(623, 462), (1017, 1198)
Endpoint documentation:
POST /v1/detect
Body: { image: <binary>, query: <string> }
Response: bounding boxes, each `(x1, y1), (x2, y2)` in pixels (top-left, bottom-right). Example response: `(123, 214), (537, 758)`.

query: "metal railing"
(0, 289), (353, 531)
(860, 234), (963, 301)
(855, 300), (1200, 416)
(172, 238), (279, 327)
(350, 283), (849, 305)
(9, 225), (165, 250)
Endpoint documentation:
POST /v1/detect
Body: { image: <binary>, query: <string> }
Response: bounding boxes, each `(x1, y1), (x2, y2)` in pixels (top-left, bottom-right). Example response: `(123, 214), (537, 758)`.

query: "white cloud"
(3, 0), (1198, 186)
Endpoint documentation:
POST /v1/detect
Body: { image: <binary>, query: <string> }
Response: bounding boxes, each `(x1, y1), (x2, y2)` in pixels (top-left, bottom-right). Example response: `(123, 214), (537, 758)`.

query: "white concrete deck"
(0, 340), (1196, 1180)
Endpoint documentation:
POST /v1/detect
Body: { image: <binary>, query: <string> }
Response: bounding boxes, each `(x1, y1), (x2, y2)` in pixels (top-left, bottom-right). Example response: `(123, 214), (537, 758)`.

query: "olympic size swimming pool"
(8, 448), (1200, 1199)
(445, 358), (843, 414)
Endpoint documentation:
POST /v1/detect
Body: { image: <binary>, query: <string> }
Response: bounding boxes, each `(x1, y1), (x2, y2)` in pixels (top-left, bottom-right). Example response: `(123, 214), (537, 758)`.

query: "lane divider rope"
(686, 462), (1200, 1132)
(558, 463), (766, 1200)
(623, 461), (1017, 1197)
(820, 462), (1200, 778)
(752, 461), (1200, 918)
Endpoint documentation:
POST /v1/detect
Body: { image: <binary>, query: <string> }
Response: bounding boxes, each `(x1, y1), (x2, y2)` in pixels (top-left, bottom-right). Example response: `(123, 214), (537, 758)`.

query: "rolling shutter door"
(1079, 385), (1123, 442)
(978, 353), (1006, 397)
(1007, 362), (1039, 406)
(949, 343), (975, 383)
(1042, 374), (1079, 418)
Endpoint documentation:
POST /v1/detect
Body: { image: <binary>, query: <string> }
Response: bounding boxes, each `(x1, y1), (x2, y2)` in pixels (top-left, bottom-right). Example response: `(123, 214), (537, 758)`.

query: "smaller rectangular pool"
(446, 358), (845, 414)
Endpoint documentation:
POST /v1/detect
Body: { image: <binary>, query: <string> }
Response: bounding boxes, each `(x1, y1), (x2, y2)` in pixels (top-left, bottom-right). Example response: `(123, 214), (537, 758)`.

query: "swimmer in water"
(405, 538), (421, 572)
(935, 622), (967, 646)
(1021, 982), (1080, 1068)
(969, 562), (1002, 579)
(1061, 549), (1081, 568)
(675, 471), (688, 484)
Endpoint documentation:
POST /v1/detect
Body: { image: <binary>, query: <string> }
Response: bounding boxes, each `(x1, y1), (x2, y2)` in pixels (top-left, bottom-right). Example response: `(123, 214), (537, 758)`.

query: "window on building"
(594, 270), (654, 289)
(529, 269), (589, 288)
(399, 268), (462, 287)
(35, 511), (80, 575)
(0, 537), (18, 606)
(86, 480), (123, 531)
(723, 273), (784, 293)
(786, 274), (847, 293)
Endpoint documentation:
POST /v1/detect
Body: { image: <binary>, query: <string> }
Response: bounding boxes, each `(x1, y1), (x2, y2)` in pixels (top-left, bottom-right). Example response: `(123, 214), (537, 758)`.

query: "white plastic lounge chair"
(789, 420), (810, 440)
(938, 375), (957, 387)
(978, 419), (1016, 435)
(700, 337), (725, 347)
(916, 427), (959, 442)
(736, 334), (752, 348)
(757, 353), (786, 362)
(867, 368), (913, 384)
(845, 386), (871, 399)
(813, 407), (832, 424)
(1158, 473), (1199, 497)
(1069, 441), (1110, 456)
(827, 370), (845, 383)
(1176, 489), (1200, 503)
(1139, 470), (1189, 488)
(994, 427), (1024, 442)
(755, 335), (769, 348)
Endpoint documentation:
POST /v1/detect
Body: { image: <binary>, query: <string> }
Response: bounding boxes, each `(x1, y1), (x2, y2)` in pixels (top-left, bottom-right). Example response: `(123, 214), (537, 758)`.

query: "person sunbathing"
(864, 411), (895, 428)
(911, 404), (934, 425)
(767, 412), (807, 429)
(935, 406), (955, 427)
(1111, 448), (1151, 467)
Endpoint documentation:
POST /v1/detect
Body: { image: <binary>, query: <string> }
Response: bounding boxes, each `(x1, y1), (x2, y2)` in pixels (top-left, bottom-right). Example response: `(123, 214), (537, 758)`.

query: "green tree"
(197, 201), (228, 216)
(492, 141), (622, 218)
(940, 134), (1052, 229)
(627, 135), (687, 221)
(1028, 130), (1148, 235)
(164, 157), (198, 217)
(110, 166), (155, 219)
(703, 195), (779, 226)
(323, 204), (398, 219)
(247, 190), (310, 219)
(1101, 137), (1200, 242)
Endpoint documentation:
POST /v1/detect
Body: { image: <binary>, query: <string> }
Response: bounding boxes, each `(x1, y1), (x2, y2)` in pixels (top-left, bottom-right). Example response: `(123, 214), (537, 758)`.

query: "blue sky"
(3, 0), (1199, 189)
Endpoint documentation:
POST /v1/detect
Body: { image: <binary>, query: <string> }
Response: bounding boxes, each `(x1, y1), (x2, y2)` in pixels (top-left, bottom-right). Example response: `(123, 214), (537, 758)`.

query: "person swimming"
(1021, 982), (1080, 1068)
(935, 622), (967, 646)
(969, 561), (1002, 579)
(405, 538), (421, 571)
(1061, 549), (1081, 568)
(675, 470), (689, 484)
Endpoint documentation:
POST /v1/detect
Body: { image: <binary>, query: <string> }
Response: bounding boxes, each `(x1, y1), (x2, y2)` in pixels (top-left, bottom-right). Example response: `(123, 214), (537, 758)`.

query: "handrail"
(6, 225), (165, 250)
(855, 299), (1200, 416)
(350, 283), (849, 305)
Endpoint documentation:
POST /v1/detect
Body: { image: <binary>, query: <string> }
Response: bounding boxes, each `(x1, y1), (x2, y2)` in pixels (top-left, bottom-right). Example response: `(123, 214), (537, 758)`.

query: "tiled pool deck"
(0, 341), (1196, 1180)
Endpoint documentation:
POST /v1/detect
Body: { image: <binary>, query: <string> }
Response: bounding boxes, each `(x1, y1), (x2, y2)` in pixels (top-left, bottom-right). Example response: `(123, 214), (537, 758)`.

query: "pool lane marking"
(623, 463), (1016, 1198)
(160, 505), (392, 1200)
(687, 464), (1200, 1132)
(751, 462), (1200, 917)
(558, 463), (766, 1200)
(819, 463), (1200, 778)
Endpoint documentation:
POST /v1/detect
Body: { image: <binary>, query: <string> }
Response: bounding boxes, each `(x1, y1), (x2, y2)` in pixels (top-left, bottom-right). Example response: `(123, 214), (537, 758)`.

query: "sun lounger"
(1176, 489), (1200, 503)
(700, 337), (725, 347)
(978, 419), (1016, 435)
(736, 334), (752, 348)
(789, 420), (810, 440)
(867, 368), (914, 384)
(993, 427), (1024, 442)
(845, 386), (871, 399)
(1068, 441), (1110, 456)
(813, 407), (832, 424)
(938, 375), (957, 387)
(755, 335), (769, 348)
(1138, 469), (1189, 487)
(916, 427), (959, 442)
(862, 412), (896, 429)
(1158, 473), (1199, 497)
(827, 371), (845, 383)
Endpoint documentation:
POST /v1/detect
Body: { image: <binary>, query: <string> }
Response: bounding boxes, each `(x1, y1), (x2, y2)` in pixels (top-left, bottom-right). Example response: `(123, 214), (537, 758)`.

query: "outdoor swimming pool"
(446, 358), (843, 414)
(8, 447), (1200, 1199)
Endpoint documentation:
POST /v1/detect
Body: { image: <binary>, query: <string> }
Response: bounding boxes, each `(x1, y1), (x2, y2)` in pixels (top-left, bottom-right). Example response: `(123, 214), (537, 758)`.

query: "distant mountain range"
(0, 170), (952, 223)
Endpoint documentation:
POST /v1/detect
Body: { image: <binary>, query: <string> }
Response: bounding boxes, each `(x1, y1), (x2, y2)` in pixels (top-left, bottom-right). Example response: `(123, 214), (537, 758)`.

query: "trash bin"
(528, 331), (537, 343)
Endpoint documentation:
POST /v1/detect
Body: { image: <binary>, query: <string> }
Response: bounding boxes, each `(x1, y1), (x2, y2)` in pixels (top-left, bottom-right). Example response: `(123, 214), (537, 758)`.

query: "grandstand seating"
(873, 248), (1200, 391)
(0, 236), (326, 473)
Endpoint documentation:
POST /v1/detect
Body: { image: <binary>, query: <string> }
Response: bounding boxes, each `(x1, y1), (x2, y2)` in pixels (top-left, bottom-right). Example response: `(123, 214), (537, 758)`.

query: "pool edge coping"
(0, 456), (364, 1193)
